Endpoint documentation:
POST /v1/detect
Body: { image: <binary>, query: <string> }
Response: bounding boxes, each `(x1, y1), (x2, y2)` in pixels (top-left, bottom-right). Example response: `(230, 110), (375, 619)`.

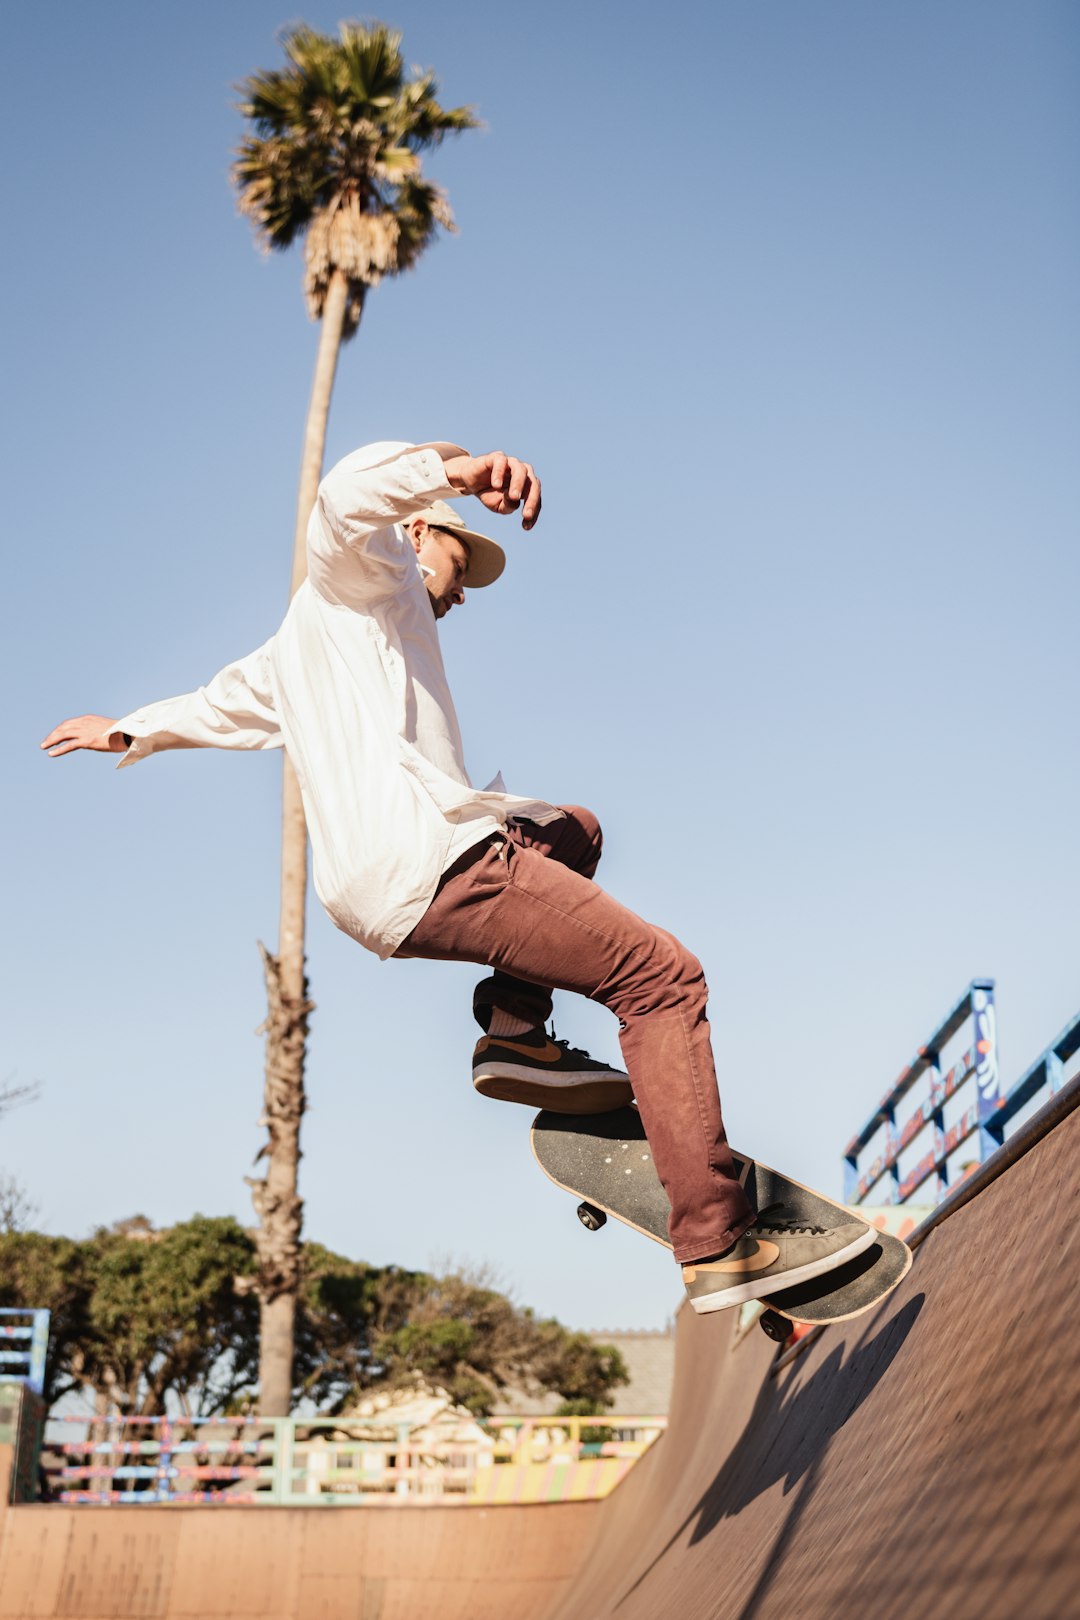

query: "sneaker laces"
(548, 1023), (593, 1062)
(753, 1202), (830, 1237)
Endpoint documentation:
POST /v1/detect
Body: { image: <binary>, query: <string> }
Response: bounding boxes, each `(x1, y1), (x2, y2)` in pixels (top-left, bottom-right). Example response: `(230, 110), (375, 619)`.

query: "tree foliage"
(232, 20), (479, 334)
(0, 1230), (93, 1408)
(0, 1217), (259, 1413)
(0, 1220), (627, 1419)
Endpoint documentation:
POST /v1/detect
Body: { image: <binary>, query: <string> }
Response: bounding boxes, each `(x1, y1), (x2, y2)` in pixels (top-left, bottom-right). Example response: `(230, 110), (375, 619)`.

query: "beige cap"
(408, 498), (506, 588)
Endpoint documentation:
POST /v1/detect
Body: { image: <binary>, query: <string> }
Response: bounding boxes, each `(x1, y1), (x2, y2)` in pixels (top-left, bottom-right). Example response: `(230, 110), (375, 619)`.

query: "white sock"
(488, 1009), (536, 1038)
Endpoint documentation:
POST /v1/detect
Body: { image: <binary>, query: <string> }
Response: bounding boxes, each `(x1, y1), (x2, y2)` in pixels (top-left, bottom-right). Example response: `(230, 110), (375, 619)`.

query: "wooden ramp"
(0, 1490), (600, 1619)
(548, 1089), (1080, 1620)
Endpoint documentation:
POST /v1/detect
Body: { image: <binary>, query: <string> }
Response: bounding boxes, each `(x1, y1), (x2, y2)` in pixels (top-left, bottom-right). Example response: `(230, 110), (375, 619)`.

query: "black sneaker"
(472, 1028), (633, 1114)
(682, 1205), (875, 1314)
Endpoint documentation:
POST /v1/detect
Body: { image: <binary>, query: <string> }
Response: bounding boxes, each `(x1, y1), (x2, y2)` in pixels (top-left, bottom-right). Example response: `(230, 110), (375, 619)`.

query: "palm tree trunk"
(250, 268), (354, 1416)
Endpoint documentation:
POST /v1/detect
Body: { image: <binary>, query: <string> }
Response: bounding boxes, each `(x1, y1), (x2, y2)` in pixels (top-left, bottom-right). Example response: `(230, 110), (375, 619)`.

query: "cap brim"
(456, 526), (506, 588)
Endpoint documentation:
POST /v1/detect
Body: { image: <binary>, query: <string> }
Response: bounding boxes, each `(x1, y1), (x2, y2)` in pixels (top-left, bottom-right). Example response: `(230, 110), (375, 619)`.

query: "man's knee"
(560, 804), (603, 874)
(658, 931), (706, 1005)
(611, 928), (707, 1023)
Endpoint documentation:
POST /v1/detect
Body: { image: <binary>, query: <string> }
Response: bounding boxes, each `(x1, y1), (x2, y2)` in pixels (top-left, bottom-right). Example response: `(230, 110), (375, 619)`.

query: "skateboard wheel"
(576, 1202), (607, 1232)
(760, 1310), (793, 1343)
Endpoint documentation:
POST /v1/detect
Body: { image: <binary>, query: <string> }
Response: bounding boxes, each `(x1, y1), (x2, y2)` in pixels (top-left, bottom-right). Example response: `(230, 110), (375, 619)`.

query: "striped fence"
(39, 1412), (666, 1507)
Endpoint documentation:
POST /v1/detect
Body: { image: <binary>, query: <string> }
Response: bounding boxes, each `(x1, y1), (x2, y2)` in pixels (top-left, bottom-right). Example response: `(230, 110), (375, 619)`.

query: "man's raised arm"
(40, 641), (282, 766)
(308, 442), (541, 598)
(441, 451), (541, 530)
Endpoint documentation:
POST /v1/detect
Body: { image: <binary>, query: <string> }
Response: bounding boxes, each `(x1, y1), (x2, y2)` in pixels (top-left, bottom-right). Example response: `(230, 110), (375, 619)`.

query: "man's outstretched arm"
(40, 640), (282, 766)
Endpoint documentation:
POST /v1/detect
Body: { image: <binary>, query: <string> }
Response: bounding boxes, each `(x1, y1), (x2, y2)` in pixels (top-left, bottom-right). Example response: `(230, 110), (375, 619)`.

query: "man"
(43, 440), (872, 1313)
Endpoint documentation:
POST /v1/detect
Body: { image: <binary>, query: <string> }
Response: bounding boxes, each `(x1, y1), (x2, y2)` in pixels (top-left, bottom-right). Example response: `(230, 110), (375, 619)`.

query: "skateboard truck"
(576, 1201), (607, 1232)
(759, 1309), (794, 1343)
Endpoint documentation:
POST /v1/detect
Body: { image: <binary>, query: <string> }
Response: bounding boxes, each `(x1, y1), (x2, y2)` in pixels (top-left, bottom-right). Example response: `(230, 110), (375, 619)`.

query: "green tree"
(359, 1266), (629, 1417)
(0, 1230), (94, 1408)
(0, 1218), (259, 1416)
(533, 1324), (629, 1414)
(0, 1223), (626, 1422)
(85, 1216), (260, 1416)
(231, 20), (479, 1417)
(292, 1240), (391, 1407)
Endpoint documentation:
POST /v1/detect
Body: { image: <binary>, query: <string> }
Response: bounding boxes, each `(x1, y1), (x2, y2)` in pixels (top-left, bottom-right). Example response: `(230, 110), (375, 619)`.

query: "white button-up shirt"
(111, 442), (559, 957)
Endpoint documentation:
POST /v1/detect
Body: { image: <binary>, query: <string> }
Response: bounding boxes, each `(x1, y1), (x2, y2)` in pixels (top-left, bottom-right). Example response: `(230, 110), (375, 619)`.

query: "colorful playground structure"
(33, 1410), (665, 1508)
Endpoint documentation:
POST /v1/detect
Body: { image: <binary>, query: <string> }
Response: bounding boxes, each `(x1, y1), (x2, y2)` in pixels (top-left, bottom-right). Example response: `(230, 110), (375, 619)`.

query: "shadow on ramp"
(549, 1095), (1080, 1620)
(624, 1290), (925, 1605)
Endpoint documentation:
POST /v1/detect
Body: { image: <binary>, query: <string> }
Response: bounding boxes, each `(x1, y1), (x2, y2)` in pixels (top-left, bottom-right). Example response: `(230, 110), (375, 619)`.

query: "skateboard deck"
(531, 1106), (912, 1341)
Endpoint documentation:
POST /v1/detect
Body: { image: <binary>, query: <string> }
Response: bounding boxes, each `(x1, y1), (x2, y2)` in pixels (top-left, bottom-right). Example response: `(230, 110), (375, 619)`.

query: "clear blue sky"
(3, 0), (1078, 1331)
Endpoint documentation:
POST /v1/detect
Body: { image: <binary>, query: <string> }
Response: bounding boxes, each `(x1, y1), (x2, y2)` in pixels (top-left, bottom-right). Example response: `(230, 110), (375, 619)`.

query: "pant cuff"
(673, 1209), (757, 1266)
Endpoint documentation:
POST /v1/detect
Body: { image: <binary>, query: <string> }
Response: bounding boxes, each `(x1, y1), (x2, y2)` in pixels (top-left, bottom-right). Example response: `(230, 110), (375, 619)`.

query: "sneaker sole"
(687, 1224), (877, 1315)
(473, 1068), (633, 1115)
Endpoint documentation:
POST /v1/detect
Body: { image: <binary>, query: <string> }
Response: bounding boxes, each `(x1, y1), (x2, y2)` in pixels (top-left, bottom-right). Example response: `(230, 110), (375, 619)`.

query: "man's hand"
(40, 716), (126, 757)
(442, 452), (541, 530)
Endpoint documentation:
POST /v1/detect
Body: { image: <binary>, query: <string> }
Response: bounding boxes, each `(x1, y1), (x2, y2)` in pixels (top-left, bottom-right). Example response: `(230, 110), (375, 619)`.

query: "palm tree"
(232, 21), (479, 1416)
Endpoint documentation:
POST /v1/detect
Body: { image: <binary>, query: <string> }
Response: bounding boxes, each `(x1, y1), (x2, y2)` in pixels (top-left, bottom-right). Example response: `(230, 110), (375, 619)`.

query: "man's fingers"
(466, 451), (541, 524)
(520, 465), (541, 529)
(499, 457), (539, 519)
(40, 714), (118, 754)
(506, 458), (529, 507)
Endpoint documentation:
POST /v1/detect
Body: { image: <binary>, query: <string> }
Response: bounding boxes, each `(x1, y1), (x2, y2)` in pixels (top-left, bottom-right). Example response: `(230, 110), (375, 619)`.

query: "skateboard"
(531, 1106), (912, 1343)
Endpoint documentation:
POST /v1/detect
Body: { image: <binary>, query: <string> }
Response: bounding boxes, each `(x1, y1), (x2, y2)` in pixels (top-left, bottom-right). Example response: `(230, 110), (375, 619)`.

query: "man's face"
(412, 523), (470, 619)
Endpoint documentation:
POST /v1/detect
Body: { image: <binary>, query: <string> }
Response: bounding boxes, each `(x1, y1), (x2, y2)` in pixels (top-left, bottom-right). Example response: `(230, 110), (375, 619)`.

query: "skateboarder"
(42, 440), (872, 1313)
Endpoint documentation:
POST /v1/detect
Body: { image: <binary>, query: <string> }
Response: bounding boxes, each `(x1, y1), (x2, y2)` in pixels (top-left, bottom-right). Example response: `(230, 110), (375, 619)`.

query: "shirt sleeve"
(106, 639), (283, 769)
(307, 441), (458, 602)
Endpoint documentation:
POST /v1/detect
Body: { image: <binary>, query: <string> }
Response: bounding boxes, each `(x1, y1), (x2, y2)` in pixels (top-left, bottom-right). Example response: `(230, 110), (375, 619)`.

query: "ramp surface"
(549, 1096), (1080, 1620)
(0, 1494), (600, 1619)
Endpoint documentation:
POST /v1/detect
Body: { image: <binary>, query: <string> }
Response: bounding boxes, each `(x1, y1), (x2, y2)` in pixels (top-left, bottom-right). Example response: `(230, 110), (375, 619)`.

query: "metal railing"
(0, 1311), (49, 1395)
(780, 1060), (1080, 1375)
(986, 1008), (1080, 1150)
(843, 982), (1080, 1208)
(843, 980), (999, 1206)
(39, 1411), (667, 1506)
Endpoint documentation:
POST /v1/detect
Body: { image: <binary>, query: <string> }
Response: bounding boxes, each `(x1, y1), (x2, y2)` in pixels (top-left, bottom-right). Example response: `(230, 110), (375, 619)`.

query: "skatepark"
(0, 1038), (1075, 1619)
(7, 8), (1078, 1619)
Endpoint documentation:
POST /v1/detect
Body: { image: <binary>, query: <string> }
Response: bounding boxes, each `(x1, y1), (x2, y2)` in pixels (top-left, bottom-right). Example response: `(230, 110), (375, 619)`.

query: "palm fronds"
(232, 20), (479, 330)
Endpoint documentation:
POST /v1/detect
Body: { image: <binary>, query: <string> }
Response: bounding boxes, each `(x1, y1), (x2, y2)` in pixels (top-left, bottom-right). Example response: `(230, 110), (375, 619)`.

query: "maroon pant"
(398, 807), (754, 1262)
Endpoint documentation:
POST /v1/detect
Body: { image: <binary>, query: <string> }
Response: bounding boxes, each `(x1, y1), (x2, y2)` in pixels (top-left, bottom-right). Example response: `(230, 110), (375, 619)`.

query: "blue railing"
(843, 981), (999, 1206)
(0, 1311), (49, 1395)
(843, 984), (1080, 1208)
(986, 1008), (1080, 1149)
